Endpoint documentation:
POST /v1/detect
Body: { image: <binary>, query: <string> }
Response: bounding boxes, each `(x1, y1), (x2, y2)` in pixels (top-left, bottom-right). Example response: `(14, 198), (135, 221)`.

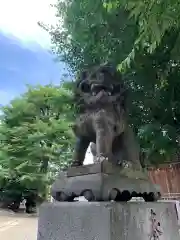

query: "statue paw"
(96, 156), (108, 162)
(71, 160), (82, 167)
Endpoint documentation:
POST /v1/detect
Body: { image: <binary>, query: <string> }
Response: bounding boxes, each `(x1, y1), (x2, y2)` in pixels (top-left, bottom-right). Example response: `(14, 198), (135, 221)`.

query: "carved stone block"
(37, 201), (180, 240)
(51, 161), (161, 202)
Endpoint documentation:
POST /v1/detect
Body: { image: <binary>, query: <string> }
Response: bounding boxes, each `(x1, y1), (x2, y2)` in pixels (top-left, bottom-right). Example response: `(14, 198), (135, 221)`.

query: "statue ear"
(112, 83), (121, 94)
(76, 70), (88, 88)
(80, 70), (88, 80)
(78, 69), (89, 82)
(76, 70), (88, 92)
(113, 82), (127, 94)
(113, 69), (122, 82)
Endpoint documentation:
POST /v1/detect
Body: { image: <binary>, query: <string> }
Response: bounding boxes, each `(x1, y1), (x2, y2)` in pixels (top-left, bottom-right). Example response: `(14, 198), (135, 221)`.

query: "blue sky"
(0, 0), (68, 106)
(0, 0), (93, 162)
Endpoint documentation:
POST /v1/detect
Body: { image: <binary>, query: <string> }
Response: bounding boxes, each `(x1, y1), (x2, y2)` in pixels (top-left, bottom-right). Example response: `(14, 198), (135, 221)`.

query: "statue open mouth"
(91, 84), (113, 96)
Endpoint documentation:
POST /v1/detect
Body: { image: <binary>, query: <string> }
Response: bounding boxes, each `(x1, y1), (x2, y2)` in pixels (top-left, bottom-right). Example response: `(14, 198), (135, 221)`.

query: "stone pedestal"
(51, 161), (161, 202)
(37, 202), (179, 240)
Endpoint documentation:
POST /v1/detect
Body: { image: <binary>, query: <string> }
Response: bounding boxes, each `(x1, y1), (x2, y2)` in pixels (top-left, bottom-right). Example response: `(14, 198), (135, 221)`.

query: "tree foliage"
(42, 0), (180, 165)
(41, 0), (138, 72)
(0, 84), (75, 200)
(103, 0), (180, 69)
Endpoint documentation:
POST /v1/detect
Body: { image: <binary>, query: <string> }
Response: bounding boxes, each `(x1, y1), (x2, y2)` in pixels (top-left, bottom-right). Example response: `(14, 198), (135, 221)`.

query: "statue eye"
(80, 81), (90, 93)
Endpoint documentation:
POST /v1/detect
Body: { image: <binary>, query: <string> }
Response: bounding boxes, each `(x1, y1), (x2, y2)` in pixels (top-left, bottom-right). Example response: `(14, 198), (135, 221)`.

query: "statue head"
(74, 63), (127, 110)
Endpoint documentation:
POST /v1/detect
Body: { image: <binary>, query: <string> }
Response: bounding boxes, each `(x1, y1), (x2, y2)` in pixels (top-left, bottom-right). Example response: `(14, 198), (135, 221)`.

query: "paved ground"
(0, 210), (37, 240)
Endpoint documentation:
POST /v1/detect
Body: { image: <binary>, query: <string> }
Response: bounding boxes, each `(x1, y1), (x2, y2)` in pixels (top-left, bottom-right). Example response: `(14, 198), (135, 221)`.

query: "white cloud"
(0, 0), (57, 47)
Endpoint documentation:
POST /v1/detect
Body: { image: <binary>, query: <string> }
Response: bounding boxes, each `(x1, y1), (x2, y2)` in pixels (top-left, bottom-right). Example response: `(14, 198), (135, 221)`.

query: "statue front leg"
(94, 112), (113, 162)
(71, 137), (90, 167)
(90, 142), (98, 163)
(95, 128), (113, 162)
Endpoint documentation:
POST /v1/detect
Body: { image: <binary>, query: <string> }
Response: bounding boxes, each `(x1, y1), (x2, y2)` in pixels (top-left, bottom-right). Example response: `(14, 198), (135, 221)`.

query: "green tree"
(41, 0), (138, 72)
(42, 0), (180, 165)
(103, 0), (180, 70)
(0, 83), (75, 202)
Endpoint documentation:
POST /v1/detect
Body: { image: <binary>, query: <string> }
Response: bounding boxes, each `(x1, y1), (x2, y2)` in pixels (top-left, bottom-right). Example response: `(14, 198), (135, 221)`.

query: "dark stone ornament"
(51, 63), (161, 202)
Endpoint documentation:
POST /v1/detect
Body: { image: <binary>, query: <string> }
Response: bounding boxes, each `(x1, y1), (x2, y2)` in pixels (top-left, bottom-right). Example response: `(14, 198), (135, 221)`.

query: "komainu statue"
(51, 64), (161, 202)
(72, 64), (141, 171)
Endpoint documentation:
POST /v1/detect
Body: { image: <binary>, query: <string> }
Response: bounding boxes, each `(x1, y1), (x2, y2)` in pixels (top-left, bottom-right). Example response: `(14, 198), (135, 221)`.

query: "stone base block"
(51, 161), (161, 202)
(37, 202), (179, 240)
